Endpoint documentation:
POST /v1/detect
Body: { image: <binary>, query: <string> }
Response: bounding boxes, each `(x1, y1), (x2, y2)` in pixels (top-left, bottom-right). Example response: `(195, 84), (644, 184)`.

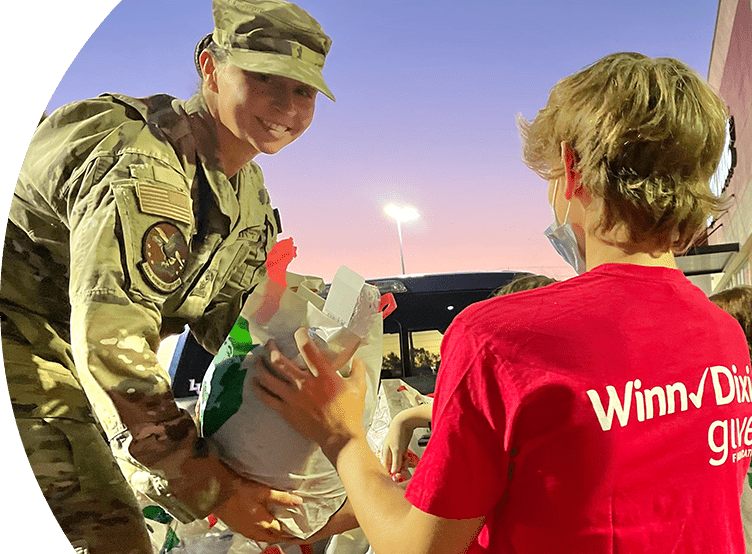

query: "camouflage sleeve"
(65, 126), (238, 521)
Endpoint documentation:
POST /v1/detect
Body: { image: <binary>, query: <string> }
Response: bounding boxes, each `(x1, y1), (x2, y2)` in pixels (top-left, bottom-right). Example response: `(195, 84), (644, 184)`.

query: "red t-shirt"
(406, 264), (752, 553)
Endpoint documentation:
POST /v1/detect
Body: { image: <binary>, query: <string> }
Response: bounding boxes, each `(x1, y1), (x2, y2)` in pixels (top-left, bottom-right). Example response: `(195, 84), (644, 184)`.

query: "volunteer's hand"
(381, 403), (432, 480)
(382, 413), (413, 478)
(252, 328), (367, 462)
(213, 477), (302, 543)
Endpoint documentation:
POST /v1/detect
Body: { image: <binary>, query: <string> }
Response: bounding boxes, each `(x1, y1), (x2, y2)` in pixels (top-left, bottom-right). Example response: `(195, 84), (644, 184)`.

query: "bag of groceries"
(197, 266), (385, 540)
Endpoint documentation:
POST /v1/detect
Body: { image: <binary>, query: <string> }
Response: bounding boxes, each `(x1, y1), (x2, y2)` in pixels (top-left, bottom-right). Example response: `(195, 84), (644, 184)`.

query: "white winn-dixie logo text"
(586, 365), (752, 466)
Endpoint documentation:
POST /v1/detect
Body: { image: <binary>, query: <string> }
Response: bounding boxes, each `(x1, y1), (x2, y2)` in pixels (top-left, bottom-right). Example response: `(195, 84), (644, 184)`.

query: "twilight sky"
(7, 0), (721, 283)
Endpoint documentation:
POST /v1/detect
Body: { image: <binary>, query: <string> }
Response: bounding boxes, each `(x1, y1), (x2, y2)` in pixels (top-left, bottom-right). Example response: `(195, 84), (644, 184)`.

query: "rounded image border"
(1, 1), (120, 550)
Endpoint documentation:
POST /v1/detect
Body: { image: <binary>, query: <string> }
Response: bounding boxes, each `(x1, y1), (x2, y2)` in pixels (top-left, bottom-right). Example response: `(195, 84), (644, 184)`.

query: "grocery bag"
(198, 266), (385, 539)
(139, 497), (234, 554)
(139, 494), (318, 554)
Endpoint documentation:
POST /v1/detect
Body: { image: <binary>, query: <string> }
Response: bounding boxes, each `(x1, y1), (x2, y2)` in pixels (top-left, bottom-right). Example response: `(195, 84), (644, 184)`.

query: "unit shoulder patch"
(138, 222), (189, 294)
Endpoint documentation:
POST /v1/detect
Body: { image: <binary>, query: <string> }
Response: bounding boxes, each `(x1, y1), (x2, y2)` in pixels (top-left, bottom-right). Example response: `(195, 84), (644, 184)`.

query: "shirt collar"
(182, 94), (240, 226)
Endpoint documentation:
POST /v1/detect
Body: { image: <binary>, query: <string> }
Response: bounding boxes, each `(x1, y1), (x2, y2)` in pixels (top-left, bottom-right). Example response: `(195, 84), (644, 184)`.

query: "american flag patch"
(136, 183), (192, 225)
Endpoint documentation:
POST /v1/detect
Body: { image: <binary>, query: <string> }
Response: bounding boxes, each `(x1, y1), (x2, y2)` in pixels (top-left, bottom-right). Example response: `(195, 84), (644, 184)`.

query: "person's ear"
(560, 141), (590, 205)
(199, 51), (219, 93)
(560, 142), (580, 200)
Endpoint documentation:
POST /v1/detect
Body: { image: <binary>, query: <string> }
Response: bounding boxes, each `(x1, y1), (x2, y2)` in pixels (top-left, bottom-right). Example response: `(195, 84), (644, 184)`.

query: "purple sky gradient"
(37, 0), (720, 282)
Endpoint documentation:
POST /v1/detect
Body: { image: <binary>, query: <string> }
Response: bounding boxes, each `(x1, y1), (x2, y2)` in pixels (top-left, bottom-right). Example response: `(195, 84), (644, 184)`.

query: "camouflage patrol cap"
(206, 0), (335, 101)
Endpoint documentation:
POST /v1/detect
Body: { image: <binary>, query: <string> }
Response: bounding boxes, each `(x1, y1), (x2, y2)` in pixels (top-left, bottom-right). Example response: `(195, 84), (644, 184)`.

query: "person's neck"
(203, 88), (259, 178)
(215, 124), (258, 179)
(584, 234), (678, 271)
(575, 196), (679, 272)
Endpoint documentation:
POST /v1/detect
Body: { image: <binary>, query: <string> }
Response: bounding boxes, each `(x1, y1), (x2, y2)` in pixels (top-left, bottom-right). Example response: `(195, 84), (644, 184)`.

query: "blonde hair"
(709, 285), (752, 359)
(519, 52), (729, 253)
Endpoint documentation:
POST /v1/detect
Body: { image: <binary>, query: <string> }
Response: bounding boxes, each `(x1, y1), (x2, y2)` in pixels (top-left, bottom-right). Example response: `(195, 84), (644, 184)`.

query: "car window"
(410, 330), (443, 375)
(381, 329), (443, 379)
(381, 332), (402, 379)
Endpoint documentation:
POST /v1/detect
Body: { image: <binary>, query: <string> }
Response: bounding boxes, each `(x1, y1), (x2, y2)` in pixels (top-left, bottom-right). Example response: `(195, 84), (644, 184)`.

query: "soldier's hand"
(213, 477), (302, 543)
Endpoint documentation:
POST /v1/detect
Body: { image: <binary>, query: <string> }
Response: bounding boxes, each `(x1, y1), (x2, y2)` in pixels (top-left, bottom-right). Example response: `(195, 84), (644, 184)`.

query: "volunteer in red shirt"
(255, 52), (752, 553)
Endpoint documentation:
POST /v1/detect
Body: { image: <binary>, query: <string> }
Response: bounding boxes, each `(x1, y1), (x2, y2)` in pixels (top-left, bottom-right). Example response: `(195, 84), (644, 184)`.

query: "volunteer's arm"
(253, 331), (484, 554)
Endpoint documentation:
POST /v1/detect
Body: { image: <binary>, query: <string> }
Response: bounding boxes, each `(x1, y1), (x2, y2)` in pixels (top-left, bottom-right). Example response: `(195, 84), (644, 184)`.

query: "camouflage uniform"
(1, 0), (335, 550)
(1, 91), (279, 553)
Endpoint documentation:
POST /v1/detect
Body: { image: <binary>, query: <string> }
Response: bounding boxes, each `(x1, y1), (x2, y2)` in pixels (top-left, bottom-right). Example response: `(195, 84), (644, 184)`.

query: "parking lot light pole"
(385, 204), (419, 274)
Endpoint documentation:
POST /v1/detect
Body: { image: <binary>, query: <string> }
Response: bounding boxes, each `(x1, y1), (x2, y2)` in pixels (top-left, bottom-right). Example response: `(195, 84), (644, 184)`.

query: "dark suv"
(366, 272), (527, 394)
(167, 271), (528, 399)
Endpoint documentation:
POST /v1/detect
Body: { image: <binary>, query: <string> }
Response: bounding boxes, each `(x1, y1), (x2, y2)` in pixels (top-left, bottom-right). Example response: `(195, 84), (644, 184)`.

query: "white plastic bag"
(198, 268), (383, 539)
(139, 498), (234, 554)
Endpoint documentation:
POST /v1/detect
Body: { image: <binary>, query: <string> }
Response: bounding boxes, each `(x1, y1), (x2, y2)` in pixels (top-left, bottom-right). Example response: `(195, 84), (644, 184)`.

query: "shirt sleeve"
(63, 116), (235, 521)
(405, 319), (510, 520)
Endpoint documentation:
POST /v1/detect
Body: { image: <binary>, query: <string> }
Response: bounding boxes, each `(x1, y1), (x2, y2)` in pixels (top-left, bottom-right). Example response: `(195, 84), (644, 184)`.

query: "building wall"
(708, 0), (752, 292)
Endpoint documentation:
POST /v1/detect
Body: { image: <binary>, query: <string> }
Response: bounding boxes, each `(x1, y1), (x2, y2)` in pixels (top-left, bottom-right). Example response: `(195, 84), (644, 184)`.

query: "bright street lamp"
(384, 204), (419, 274)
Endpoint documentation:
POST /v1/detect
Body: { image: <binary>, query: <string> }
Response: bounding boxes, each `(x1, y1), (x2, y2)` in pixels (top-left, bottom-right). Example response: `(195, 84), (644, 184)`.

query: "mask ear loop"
(551, 175), (574, 225)
(549, 179), (559, 218)
(551, 178), (572, 225)
(562, 198), (572, 224)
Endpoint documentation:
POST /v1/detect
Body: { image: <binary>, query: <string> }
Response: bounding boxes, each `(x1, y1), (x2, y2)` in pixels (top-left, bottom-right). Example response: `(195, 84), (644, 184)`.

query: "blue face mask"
(544, 180), (586, 274)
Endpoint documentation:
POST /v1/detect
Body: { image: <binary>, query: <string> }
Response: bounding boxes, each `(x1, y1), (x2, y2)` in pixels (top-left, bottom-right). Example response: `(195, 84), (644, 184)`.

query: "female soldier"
(256, 53), (752, 553)
(0, 0), (335, 552)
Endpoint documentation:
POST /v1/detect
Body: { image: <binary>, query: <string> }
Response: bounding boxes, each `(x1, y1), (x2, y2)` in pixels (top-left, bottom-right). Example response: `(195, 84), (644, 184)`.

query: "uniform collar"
(182, 94), (240, 226)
